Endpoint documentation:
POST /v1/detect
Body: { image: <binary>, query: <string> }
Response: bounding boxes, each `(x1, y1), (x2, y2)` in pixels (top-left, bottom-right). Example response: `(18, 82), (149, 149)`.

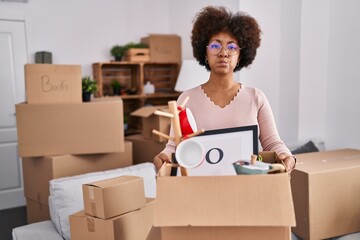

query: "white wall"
(0, 0), (172, 76)
(1, 0), (359, 150)
(169, 0), (239, 60)
(239, 0), (360, 150)
(298, 0), (360, 150)
(238, 0), (301, 144)
(298, 0), (330, 145)
(325, 0), (360, 149)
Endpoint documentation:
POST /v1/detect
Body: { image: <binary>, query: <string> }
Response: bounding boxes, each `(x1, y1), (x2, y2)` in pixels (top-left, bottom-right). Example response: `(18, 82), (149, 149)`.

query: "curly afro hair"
(191, 6), (261, 72)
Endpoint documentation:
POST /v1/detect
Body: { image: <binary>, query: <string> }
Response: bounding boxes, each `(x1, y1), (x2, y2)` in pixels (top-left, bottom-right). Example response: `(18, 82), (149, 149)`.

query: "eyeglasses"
(207, 41), (240, 56)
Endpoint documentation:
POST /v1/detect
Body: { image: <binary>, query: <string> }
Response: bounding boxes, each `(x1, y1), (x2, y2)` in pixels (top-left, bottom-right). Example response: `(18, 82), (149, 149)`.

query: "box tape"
(88, 187), (97, 215)
(86, 217), (95, 232)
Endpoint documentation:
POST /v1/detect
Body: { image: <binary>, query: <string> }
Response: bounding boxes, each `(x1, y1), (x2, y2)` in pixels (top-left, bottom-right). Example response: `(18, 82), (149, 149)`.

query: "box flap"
(295, 149), (360, 173)
(130, 105), (168, 118)
(85, 176), (140, 188)
(155, 174), (295, 227)
(259, 151), (278, 164)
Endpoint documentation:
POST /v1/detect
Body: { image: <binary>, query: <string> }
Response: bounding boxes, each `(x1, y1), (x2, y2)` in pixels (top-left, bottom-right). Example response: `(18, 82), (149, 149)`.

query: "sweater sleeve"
(256, 89), (291, 155)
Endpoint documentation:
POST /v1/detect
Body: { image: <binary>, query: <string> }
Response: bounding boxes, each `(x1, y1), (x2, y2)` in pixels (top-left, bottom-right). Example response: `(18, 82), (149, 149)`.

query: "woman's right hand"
(153, 152), (171, 171)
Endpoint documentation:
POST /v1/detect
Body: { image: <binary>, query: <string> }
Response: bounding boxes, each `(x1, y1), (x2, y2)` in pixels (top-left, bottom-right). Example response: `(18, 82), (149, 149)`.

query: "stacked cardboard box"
(141, 34), (182, 66)
(125, 134), (166, 165)
(155, 152), (296, 240)
(22, 145), (133, 223)
(70, 176), (159, 240)
(16, 64), (127, 223)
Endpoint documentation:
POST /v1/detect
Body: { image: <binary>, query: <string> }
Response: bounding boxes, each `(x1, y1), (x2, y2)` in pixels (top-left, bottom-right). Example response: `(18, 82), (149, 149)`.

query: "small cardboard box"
(70, 199), (157, 240)
(16, 99), (124, 157)
(83, 176), (146, 219)
(291, 148), (360, 240)
(25, 64), (82, 104)
(125, 134), (166, 165)
(141, 34), (181, 65)
(123, 48), (150, 62)
(26, 198), (50, 224)
(22, 141), (133, 206)
(155, 153), (296, 240)
(130, 105), (170, 142)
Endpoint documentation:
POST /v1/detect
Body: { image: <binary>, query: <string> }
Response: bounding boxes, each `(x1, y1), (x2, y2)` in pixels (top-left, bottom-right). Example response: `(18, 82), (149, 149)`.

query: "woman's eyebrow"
(210, 38), (237, 44)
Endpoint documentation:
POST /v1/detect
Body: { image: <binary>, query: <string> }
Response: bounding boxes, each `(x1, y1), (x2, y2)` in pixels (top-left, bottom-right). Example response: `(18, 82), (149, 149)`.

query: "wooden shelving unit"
(92, 62), (181, 134)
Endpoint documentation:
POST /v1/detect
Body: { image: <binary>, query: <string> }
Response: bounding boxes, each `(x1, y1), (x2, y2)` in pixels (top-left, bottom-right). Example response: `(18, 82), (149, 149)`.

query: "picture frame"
(179, 125), (258, 176)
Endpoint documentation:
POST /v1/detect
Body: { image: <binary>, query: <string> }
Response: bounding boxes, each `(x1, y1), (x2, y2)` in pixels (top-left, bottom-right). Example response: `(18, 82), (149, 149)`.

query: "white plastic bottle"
(144, 81), (155, 94)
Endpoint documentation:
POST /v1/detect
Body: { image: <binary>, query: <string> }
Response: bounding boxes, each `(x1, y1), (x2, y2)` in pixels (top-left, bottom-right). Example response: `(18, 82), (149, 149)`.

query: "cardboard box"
(26, 198), (50, 224)
(141, 34), (181, 65)
(130, 105), (170, 142)
(16, 99), (124, 157)
(25, 64), (82, 104)
(160, 227), (290, 240)
(291, 149), (360, 240)
(155, 153), (296, 240)
(22, 141), (133, 205)
(83, 175), (146, 219)
(123, 48), (150, 62)
(125, 134), (166, 164)
(70, 198), (156, 240)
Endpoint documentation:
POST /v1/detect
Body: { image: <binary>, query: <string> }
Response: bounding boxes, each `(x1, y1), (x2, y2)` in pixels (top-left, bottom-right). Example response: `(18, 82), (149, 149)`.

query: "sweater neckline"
(199, 83), (243, 109)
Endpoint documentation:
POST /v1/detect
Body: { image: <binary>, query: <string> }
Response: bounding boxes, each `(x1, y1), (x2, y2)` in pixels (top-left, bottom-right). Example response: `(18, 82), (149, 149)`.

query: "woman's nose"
(218, 47), (229, 57)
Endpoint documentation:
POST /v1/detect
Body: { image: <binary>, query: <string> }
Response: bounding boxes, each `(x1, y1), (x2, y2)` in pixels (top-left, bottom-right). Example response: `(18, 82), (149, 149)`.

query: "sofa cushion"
(48, 162), (156, 240)
(12, 220), (63, 240)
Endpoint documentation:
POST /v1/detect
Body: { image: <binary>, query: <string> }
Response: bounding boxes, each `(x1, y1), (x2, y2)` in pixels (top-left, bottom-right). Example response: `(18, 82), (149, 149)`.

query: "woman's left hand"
(277, 153), (297, 172)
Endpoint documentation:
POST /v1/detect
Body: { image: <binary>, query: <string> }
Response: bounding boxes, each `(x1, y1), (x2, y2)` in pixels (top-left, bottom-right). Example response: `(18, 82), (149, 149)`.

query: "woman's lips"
(217, 60), (229, 66)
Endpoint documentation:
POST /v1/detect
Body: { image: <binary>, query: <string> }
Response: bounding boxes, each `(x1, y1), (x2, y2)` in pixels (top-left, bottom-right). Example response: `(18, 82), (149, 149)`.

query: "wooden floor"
(0, 206), (27, 240)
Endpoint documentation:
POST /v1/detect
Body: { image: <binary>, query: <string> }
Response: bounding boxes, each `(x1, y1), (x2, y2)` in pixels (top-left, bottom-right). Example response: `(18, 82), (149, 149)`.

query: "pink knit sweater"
(162, 84), (291, 156)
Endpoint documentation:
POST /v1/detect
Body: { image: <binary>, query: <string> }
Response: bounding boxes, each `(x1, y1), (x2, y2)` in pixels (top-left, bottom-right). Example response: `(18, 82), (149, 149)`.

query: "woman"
(153, 6), (296, 172)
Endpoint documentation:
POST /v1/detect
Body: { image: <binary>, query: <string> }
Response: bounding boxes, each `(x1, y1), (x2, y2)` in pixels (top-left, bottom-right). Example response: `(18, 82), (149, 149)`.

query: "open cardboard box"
(155, 152), (296, 240)
(131, 105), (170, 142)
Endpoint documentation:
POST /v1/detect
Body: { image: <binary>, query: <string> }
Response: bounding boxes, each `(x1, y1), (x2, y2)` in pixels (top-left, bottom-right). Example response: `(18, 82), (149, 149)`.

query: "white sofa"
(12, 162), (157, 240)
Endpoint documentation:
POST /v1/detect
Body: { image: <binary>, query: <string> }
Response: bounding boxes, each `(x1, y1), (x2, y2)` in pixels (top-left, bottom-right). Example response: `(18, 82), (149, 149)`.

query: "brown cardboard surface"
(16, 99), (124, 157)
(125, 134), (166, 164)
(83, 175), (146, 219)
(141, 34), (181, 65)
(22, 141), (133, 205)
(155, 174), (295, 227)
(26, 198), (50, 224)
(25, 64), (82, 104)
(291, 149), (360, 240)
(155, 151), (295, 240)
(131, 105), (170, 142)
(161, 226), (291, 240)
(70, 198), (156, 240)
(146, 227), (161, 240)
